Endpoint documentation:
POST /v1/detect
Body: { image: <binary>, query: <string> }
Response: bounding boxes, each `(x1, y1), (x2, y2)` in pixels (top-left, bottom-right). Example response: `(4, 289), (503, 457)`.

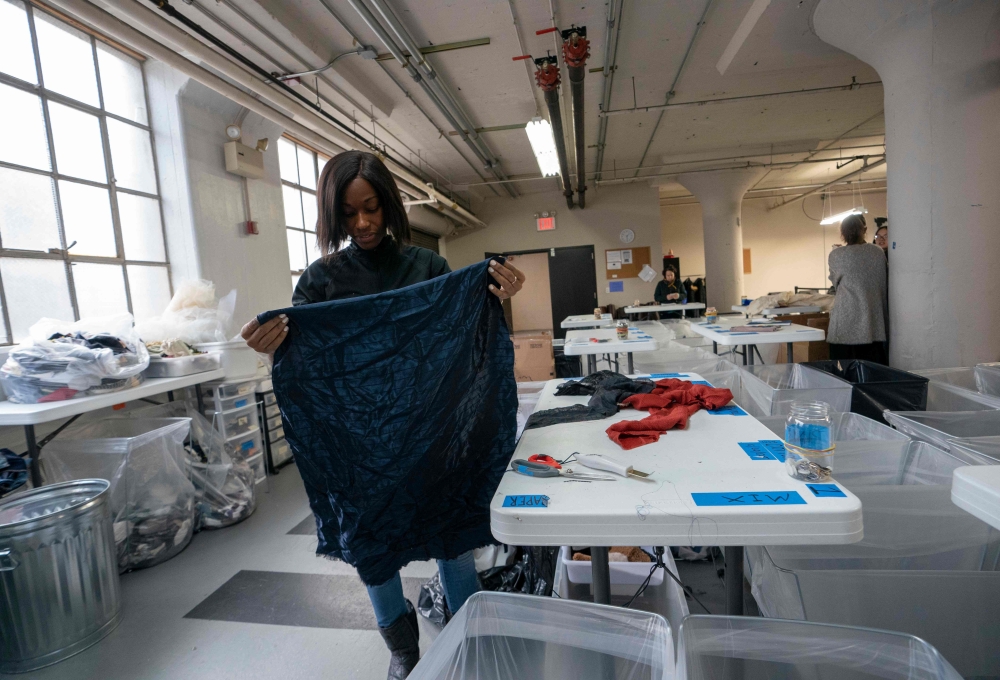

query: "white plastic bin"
(559, 546), (664, 587)
(145, 352), (220, 378)
(884, 410), (1000, 451)
(925, 380), (1000, 411)
(747, 439), (1000, 678)
(677, 616), (962, 680)
(192, 340), (258, 379)
(737, 363), (853, 417)
(409, 592), (675, 680)
(976, 363), (1000, 396)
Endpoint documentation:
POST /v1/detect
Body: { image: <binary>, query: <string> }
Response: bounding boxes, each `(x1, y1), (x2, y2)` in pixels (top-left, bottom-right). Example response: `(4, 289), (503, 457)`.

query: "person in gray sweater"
(827, 214), (888, 364)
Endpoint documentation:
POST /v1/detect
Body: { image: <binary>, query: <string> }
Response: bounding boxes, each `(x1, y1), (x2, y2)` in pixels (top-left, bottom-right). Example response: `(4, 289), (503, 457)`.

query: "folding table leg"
(742, 346), (748, 366)
(748, 345), (755, 365)
(627, 352), (634, 374)
(787, 342), (794, 363)
(725, 546), (745, 615)
(713, 341), (718, 355)
(587, 355), (596, 375)
(591, 546), (612, 605)
(25, 425), (41, 487)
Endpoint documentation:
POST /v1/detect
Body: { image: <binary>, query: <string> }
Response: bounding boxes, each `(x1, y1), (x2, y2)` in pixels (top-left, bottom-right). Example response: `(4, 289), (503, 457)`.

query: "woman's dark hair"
(662, 265), (678, 278)
(315, 150), (410, 257)
(840, 214), (867, 246)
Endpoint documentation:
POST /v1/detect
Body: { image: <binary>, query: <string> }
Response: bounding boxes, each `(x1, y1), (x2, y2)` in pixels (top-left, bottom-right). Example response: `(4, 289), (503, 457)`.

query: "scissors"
(511, 459), (616, 481)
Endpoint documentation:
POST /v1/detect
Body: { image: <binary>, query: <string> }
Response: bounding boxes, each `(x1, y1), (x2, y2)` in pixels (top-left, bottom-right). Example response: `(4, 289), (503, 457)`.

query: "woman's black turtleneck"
(292, 237), (451, 305)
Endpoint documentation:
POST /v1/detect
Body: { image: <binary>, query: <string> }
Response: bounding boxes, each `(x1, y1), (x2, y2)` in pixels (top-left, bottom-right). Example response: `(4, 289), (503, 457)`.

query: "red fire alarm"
(245, 220), (259, 235)
(536, 211), (556, 231)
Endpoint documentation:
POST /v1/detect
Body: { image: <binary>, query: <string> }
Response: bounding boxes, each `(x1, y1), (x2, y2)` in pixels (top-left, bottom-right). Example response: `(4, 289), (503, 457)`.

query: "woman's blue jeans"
(366, 550), (480, 628)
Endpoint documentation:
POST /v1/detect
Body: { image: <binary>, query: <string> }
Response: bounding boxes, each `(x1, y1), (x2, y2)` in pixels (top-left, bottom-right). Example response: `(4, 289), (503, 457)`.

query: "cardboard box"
(511, 331), (555, 382)
(774, 313), (830, 363)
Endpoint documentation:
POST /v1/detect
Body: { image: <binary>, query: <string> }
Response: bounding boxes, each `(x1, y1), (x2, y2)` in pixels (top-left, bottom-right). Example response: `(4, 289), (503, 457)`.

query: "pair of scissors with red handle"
(527, 454), (562, 469)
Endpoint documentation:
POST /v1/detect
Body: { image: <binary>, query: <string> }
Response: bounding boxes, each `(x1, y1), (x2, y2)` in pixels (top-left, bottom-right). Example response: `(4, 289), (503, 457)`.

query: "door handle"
(0, 548), (19, 571)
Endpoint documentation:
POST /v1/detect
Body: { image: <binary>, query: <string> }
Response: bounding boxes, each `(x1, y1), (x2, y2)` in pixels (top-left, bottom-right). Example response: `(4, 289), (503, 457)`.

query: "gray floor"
(2, 466), (443, 680)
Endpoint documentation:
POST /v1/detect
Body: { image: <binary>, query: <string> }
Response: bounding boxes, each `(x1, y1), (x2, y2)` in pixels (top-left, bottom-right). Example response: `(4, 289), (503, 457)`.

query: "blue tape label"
(759, 440), (787, 462)
(690, 380), (711, 386)
(707, 405), (747, 416)
(502, 495), (549, 508)
(738, 442), (774, 461)
(240, 439), (255, 451)
(692, 491), (806, 506)
(234, 398), (249, 408)
(806, 484), (846, 498)
(648, 373), (686, 378)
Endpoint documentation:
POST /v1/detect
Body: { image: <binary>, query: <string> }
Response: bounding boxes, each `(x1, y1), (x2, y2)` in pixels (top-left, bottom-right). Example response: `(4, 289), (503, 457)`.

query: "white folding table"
(952, 466), (1000, 530)
(688, 319), (825, 365)
(624, 303), (706, 318)
(492, 374), (863, 615)
(0, 369), (226, 485)
(732, 305), (822, 318)
(560, 313), (614, 329)
(563, 328), (658, 375)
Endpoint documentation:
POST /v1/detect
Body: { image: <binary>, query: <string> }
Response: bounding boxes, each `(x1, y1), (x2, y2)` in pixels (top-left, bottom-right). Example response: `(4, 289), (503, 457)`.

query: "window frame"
(0, 1), (171, 343)
(279, 136), (330, 283)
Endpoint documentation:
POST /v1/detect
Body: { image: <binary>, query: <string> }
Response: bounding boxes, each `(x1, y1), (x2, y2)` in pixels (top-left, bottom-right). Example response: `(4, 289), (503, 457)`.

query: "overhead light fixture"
(525, 117), (560, 178)
(820, 207), (867, 225)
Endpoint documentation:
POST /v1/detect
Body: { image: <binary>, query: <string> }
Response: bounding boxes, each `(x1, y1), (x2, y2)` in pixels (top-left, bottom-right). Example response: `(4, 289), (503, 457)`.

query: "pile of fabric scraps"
(0, 319), (148, 403)
(573, 546), (650, 563)
(0, 449), (29, 498)
(609, 378), (733, 449)
(524, 371), (733, 450)
(145, 338), (202, 358)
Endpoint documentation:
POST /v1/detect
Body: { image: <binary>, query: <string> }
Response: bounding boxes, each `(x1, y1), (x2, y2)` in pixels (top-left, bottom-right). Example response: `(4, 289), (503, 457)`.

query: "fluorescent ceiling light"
(820, 207), (867, 225)
(525, 118), (560, 178)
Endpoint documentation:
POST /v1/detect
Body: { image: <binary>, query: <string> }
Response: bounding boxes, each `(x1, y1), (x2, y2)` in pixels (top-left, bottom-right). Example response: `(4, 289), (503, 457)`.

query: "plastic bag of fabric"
(260, 259), (516, 586)
(410, 591), (675, 680)
(0, 449), (29, 498)
(41, 418), (195, 572)
(417, 572), (451, 627)
(135, 279), (237, 345)
(804, 360), (929, 424)
(125, 400), (256, 530)
(0, 314), (149, 403)
(678, 615), (962, 680)
(884, 409), (1000, 451)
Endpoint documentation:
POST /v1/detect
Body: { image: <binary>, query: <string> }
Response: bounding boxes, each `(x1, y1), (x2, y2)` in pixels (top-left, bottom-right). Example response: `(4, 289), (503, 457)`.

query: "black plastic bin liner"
(554, 344), (582, 378)
(804, 360), (929, 424)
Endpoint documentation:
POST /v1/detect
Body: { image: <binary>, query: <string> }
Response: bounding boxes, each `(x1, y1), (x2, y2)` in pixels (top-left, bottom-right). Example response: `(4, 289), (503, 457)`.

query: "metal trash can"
(0, 480), (122, 673)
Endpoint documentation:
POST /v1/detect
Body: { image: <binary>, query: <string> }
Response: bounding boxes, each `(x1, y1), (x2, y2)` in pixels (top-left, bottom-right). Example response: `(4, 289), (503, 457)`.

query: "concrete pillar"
(814, 0), (1000, 369)
(676, 168), (766, 310)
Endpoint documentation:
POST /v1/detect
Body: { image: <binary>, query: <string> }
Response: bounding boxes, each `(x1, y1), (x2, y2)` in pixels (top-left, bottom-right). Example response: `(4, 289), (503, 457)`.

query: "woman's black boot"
(378, 601), (420, 679)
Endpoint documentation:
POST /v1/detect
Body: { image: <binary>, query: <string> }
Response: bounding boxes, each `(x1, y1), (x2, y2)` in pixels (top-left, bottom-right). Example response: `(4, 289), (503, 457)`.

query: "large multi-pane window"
(279, 137), (328, 290)
(0, 0), (171, 343)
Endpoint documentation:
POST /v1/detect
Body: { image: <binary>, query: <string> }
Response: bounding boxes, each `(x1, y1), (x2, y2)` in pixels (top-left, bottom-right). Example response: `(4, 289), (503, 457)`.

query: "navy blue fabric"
(259, 260), (516, 585)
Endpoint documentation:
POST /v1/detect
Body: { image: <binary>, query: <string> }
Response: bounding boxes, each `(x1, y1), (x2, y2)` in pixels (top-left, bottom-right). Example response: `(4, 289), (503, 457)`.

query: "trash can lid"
(0, 479), (110, 529)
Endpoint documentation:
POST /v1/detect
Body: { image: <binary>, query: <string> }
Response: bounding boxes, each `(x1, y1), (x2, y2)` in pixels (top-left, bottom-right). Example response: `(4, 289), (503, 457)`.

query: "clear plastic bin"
(925, 380), (1000, 411)
(883, 410), (1000, 451)
(559, 546), (664, 587)
(976, 363), (1000, 397)
(747, 439), (1000, 678)
(738, 364), (853, 417)
(204, 403), (259, 439)
(247, 452), (265, 483)
(914, 366), (981, 392)
(145, 352), (221, 378)
(677, 616), (962, 680)
(227, 428), (263, 459)
(42, 418), (195, 572)
(951, 436), (1000, 463)
(409, 591), (675, 680)
(700, 368), (741, 394)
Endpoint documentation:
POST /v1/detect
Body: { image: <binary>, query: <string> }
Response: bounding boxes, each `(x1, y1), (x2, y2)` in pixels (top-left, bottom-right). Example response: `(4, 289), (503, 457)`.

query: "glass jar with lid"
(784, 400), (834, 481)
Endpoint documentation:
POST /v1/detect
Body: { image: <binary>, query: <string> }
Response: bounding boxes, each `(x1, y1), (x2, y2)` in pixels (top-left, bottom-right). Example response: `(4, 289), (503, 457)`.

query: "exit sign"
(536, 211), (556, 231)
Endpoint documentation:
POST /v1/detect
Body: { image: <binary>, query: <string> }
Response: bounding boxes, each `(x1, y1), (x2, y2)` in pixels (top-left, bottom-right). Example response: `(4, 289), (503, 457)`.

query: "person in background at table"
(654, 265), (686, 319)
(827, 214), (888, 364)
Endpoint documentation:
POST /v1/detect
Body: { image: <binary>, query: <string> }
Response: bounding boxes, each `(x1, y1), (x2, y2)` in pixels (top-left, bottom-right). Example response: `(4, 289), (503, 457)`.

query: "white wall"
(661, 190), (887, 299)
(446, 184), (663, 308)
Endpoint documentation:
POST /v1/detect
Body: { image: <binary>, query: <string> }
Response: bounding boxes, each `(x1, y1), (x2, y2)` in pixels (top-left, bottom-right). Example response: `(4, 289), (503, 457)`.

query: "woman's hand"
(240, 314), (289, 354)
(488, 258), (525, 300)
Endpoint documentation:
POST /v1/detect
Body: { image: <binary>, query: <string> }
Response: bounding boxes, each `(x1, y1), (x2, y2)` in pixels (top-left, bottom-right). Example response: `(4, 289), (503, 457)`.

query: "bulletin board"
(605, 246), (651, 280)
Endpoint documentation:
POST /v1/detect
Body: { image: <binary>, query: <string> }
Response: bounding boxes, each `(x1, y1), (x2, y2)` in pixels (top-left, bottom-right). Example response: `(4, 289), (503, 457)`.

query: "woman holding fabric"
(827, 214), (888, 364)
(653, 265), (686, 319)
(240, 151), (524, 679)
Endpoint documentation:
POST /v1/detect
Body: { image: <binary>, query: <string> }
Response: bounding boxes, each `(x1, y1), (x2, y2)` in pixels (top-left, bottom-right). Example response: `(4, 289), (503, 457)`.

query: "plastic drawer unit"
(267, 426), (284, 443)
(738, 363), (853, 417)
(884, 410), (1000, 452)
(269, 439), (293, 467)
(677, 616), (962, 680)
(227, 428), (263, 459)
(203, 403), (259, 439)
(746, 439), (1000, 678)
(186, 379), (258, 411)
(246, 451), (266, 483)
(408, 592), (675, 680)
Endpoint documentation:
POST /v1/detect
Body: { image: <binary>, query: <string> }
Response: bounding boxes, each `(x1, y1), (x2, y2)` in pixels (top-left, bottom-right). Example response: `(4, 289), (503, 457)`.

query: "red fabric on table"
(606, 378), (734, 450)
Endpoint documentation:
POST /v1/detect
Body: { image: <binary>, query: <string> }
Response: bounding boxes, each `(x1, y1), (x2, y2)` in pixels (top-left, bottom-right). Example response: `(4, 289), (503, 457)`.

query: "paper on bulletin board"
(606, 250), (622, 264)
(607, 261), (621, 270)
(621, 249), (633, 264)
(638, 264), (658, 282)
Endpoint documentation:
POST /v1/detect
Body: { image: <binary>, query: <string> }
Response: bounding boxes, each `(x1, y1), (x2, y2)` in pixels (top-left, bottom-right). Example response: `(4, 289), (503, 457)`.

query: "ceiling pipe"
(360, 0), (519, 198)
(532, 55), (574, 209)
(766, 157), (887, 211)
(594, 0), (623, 182)
(48, 0), (486, 230)
(561, 25), (589, 208)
